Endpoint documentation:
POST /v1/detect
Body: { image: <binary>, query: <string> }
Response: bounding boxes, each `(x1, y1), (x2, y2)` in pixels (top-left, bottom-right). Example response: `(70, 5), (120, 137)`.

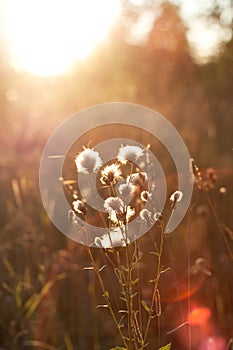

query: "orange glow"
(188, 307), (211, 326)
(1, 0), (121, 76)
(162, 274), (206, 302)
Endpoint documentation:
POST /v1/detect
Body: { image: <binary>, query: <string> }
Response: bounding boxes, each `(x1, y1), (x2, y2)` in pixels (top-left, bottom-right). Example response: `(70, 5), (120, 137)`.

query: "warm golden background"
(0, 0), (232, 349)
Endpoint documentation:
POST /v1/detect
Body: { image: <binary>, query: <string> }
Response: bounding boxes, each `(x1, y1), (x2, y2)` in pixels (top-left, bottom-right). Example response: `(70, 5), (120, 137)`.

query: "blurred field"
(0, 2), (233, 349)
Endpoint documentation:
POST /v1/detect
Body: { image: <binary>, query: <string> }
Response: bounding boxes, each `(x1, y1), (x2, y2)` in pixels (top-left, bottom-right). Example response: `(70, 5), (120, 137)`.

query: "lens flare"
(198, 336), (226, 350)
(188, 307), (211, 326)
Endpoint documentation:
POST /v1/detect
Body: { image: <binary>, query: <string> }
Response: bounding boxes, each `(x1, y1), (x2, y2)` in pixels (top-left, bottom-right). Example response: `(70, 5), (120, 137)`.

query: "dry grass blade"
(24, 273), (67, 319)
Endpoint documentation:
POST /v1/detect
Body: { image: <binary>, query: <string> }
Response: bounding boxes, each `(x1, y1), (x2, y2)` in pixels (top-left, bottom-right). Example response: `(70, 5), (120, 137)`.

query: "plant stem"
(125, 225), (134, 349)
(204, 191), (233, 261)
(87, 248), (128, 349)
(143, 222), (164, 347)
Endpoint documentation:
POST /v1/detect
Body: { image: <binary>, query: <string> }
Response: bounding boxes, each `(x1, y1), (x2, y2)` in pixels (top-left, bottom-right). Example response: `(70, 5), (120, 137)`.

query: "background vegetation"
(0, 1), (232, 349)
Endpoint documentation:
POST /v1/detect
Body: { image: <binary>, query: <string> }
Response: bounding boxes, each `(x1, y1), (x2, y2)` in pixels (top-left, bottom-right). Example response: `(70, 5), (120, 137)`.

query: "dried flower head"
(190, 158), (202, 189)
(94, 227), (129, 248)
(170, 190), (183, 208)
(199, 167), (218, 191)
(109, 205), (135, 224)
(127, 172), (148, 196)
(128, 172), (148, 185)
(68, 210), (86, 232)
(153, 212), (163, 222)
(206, 168), (217, 182)
(72, 199), (87, 215)
(75, 148), (102, 174)
(196, 205), (209, 216)
(118, 183), (134, 201)
(104, 197), (124, 213)
(117, 145), (144, 164)
(191, 258), (212, 277)
(140, 208), (152, 224)
(68, 209), (78, 224)
(140, 190), (152, 202)
(100, 163), (122, 186)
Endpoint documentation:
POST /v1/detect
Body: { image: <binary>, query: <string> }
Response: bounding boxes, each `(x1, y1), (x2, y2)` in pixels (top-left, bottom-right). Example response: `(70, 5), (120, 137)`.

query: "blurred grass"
(0, 2), (233, 349)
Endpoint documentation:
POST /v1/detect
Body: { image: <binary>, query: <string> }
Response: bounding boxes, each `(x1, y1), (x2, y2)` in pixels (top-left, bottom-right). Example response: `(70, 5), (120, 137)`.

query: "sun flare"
(1, 0), (121, 76)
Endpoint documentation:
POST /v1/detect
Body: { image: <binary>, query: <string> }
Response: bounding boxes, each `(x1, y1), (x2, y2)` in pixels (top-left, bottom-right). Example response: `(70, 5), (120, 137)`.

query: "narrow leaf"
(131, 278), (139, 286)
(15, 282), (22, 308)
(2, 257), (15, 277)
(64, 333), (74, 350)
(141, 300), (151, 313)
(24, 273), (66, 319)
(159, 343), (171, 350)
(98, 265), (106, 272)
(96, 304), (108, 308)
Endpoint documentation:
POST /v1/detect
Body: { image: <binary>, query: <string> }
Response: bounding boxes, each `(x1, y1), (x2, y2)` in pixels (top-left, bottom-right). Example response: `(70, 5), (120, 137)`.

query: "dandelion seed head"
(100, 163), (122, 185)
(104, 197), (124, 213)
(117, 145), (144, 164)
(75, 148), (102, 174)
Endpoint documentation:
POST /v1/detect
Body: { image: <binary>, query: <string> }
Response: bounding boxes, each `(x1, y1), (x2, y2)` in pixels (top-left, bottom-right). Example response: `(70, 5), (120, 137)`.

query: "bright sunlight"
(1, 0), (121, 76)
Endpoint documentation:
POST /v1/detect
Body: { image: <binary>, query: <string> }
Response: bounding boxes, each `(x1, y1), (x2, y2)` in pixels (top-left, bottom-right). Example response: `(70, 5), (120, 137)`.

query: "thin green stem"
(125, 230), (134, 349)
(143, 222), (164, 347)
(88, 248), (128, 349)
(135, 240), (143, 348)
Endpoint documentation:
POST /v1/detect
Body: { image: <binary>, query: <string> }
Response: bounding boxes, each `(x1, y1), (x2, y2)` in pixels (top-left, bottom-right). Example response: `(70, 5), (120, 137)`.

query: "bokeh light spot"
(188, 307), (211, 326)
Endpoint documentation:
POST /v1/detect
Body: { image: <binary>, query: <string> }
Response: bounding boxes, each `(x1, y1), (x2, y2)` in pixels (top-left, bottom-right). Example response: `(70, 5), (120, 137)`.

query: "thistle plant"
(190, 158), (233, 261)
(63, 144), (180, 350)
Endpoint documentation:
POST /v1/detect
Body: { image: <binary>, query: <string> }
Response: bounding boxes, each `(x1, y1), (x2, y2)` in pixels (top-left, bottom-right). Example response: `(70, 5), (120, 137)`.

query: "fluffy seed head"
(104, 197), (124, 213)
(140, 208), (152, 223)
(153, 212), (163, 222)
(94, 227), (129, 248)
(100, 163), (122, 185)
(72, 199), (87, 215)
(117, 145), (144, 164)
(170, 190), (183, 203)
(118, 183), (134, 200)
(75, 148), (102, 174)
(109, 205), (135, 224)
(128, 172), (148, 185)
(140, 190), (152, 202)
